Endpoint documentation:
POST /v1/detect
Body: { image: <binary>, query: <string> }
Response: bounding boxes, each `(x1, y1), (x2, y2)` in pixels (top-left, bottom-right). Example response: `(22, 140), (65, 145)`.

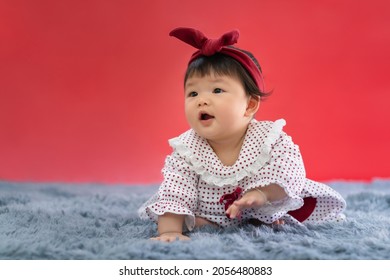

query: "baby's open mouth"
(200, 113), (215, 120)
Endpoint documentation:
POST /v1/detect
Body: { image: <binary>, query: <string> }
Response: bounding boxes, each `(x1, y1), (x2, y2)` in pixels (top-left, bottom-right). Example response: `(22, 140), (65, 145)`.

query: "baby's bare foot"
(272, 219), (285, 225)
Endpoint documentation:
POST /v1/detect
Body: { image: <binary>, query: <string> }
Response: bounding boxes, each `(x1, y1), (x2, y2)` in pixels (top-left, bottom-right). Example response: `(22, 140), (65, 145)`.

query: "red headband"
(169, 27), (264, 92)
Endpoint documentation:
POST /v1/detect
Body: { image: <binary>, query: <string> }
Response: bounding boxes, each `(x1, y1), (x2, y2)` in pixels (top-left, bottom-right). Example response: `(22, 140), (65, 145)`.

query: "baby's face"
(184, 72), (255, 143)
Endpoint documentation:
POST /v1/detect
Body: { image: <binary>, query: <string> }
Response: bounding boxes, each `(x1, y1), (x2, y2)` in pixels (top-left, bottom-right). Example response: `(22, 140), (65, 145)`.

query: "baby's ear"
(245, 96), (260, 117)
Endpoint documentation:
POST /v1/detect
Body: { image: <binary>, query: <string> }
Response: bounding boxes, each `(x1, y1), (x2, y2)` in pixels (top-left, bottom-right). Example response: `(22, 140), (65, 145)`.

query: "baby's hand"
(150, 232), (190, 242)
(226, 188), (268, 219)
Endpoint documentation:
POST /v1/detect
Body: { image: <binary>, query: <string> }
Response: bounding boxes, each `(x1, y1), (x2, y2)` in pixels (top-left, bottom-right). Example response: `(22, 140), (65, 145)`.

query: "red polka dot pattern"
(139, 119), (346, 230)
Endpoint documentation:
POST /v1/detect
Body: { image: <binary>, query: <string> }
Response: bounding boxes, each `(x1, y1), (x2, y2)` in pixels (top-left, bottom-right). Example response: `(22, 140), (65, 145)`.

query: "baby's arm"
(226, 183), (287, 219)
(147, 149), (199, 242)
(150, 213), (190, 242)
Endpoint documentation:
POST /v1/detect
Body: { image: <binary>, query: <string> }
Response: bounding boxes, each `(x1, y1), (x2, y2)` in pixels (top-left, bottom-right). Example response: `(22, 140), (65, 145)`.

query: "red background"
(1, 0), (389, 184)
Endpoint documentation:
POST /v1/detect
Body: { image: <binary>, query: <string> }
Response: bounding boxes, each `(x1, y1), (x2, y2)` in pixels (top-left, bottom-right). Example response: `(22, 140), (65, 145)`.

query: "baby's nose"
(197, 98), (209, 107)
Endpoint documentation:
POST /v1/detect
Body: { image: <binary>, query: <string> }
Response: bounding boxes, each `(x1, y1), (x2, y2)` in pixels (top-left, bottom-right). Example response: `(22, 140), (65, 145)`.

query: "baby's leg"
(194, 216), (218, 228)
(247, 218), (285, 226)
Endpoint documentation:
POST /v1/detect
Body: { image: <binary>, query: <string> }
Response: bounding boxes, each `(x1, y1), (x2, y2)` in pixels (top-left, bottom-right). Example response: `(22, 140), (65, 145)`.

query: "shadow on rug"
(1, 180), (390, 259)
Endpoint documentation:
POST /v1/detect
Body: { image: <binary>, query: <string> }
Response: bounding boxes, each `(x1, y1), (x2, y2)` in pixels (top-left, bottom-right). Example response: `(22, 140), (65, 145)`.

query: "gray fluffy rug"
(1, 180), (390, 260)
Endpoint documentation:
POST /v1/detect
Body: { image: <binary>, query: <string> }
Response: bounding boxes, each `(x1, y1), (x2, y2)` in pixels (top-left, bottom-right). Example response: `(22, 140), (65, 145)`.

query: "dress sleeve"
(244, 132), (306, 223)
(144, 151), (199, 231)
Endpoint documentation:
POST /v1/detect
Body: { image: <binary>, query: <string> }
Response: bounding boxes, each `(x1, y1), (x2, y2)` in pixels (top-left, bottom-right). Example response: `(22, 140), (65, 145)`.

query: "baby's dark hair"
(184, 46), (271, 101)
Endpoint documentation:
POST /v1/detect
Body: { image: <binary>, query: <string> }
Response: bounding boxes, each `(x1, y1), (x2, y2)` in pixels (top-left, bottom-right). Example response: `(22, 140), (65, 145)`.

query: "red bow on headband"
(169, 27), (265, 92)
(169, 27), (239, 56)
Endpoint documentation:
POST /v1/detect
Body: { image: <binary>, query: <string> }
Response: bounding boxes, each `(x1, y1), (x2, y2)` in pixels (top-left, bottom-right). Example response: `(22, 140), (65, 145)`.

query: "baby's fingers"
(150, 234), (190, 242)
(226, 204), (242, 219)
(150, 236), (175, 242)
(234, 197), (256, 209)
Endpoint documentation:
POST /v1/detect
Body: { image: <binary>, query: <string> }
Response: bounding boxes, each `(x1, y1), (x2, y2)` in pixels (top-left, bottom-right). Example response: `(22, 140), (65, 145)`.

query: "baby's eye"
(187, 91), (198, 97)
(213, 88), (224, 94)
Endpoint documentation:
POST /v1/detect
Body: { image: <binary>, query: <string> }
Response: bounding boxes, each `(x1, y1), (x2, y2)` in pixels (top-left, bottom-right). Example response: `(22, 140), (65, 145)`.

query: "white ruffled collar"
(168, 119), (286, 187)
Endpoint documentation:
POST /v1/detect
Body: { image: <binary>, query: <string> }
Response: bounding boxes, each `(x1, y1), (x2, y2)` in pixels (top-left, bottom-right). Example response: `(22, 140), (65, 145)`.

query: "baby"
(138, 27), (346, 242)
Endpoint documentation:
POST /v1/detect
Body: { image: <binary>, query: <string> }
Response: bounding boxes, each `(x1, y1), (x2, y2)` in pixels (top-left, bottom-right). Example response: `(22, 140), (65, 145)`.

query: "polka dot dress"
(138, 119), (346, 230)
